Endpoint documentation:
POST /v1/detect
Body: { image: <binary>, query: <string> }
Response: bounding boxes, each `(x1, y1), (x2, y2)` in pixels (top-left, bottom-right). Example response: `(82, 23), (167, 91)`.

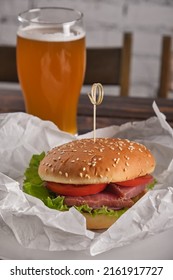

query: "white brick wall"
(0, 0), (173, 97)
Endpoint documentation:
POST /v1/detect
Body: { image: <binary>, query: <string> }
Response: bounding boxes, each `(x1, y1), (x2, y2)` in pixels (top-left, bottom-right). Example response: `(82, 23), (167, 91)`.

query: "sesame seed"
(59, 171), (62, 175)
(85, 174), (90, 179)
(118, 142), (123, 146)
(53, 158), (57, 162)
(79, 172), (83, 178)
(125, 162), (129, 166)
(112, 163), (116, 167)
(65, 172), (68, 177)
(82, 167), (86, 171)
(128, 146), (135, 151)
(71, 160), (75, 163)
(116, 158), (120, 164)
(76, 158), (79, 161)
(106, 167), (110, 171)
(99, 174), (103, 178)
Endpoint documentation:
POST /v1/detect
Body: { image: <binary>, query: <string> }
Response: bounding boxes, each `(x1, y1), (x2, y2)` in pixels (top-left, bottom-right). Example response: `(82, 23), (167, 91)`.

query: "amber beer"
(17, 8), (86, 134)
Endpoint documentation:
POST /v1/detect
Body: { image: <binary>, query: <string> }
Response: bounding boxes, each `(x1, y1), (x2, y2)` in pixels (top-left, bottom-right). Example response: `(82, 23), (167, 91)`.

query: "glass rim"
(18, 7), (83, 25)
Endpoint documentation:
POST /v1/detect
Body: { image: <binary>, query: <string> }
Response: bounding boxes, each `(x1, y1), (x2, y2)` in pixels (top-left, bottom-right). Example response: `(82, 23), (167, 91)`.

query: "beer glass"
(17, 7), (86, 134)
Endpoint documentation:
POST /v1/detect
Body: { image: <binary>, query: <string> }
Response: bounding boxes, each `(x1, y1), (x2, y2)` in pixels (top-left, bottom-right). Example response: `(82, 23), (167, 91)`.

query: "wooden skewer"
(88, 83), (104, 142)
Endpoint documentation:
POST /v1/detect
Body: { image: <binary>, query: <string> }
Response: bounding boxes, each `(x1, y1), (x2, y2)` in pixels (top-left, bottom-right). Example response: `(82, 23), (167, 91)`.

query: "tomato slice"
(116, 174), (154, 187)
(46, 182), (107, 196)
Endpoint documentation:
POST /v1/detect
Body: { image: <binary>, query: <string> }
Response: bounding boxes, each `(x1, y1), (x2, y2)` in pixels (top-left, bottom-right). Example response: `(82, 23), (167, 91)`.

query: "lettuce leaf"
(23, 153), (69, 211)
(23, 153), (155, 218)
(147, 179), (157, 190)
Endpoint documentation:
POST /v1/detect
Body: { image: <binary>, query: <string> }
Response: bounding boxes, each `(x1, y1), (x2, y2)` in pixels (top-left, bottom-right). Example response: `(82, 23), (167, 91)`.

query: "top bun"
(38, 138), (155, 185)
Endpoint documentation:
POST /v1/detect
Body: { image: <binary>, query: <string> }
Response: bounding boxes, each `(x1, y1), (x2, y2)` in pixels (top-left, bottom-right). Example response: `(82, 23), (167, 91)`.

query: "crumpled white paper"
(0, 102), (173, 256)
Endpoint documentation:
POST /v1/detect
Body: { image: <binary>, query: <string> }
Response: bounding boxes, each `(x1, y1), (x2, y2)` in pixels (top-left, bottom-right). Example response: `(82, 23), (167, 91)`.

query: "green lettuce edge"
(23, 153), (155, 218)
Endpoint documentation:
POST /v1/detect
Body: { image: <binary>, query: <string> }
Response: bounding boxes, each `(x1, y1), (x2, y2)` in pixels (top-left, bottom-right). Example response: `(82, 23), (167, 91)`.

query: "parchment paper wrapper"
(0, 102), (173, 256)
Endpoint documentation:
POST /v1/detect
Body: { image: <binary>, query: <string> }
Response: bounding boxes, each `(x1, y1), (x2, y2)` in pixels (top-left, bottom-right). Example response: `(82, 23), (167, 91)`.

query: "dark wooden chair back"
(84, 33), (132, 96)
(0, 32), (132, 96)
(158, 35), (172, 98)
(0, 46), (18, 82)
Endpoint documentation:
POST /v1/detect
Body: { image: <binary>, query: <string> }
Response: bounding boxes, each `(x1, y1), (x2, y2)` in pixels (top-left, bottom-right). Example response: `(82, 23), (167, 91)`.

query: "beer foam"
(17, 25), (85, 42)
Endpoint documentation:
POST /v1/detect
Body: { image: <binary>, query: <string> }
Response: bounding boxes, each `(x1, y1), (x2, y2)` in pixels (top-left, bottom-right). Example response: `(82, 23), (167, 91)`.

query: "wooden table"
(0, 86), (173, 134)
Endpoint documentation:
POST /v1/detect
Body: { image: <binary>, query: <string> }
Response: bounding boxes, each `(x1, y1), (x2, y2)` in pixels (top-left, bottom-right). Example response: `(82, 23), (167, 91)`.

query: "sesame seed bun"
(38, 138), (155, 184)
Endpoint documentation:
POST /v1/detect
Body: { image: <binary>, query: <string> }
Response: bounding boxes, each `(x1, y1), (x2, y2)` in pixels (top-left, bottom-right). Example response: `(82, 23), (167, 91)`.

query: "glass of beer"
(17, 7), (86, 134)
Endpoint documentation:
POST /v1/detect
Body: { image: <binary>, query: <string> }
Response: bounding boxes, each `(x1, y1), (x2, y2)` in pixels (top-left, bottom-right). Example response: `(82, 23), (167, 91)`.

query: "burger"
(24, 138), (156, 230)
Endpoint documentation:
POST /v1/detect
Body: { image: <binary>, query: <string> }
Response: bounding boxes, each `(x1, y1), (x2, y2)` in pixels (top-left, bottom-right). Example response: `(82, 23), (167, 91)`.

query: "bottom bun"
(82, 191), (148, 230)
(82, 213), (119, 230)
